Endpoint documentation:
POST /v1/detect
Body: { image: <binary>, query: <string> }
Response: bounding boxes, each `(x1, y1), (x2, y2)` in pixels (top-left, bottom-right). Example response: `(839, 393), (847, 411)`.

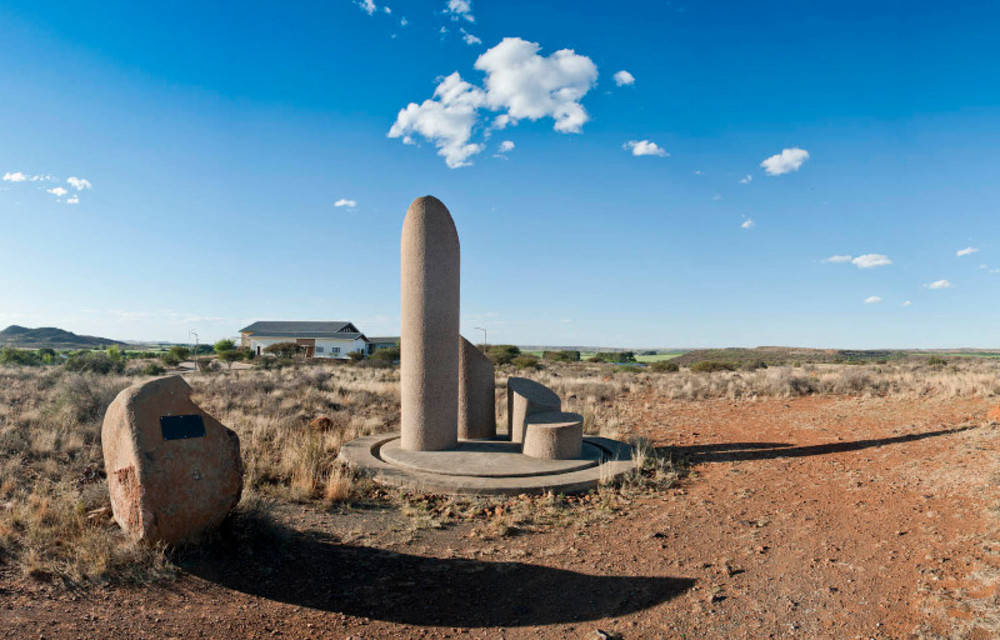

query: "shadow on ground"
(181, 523), (694, 627)
(668, 426), (975, 464)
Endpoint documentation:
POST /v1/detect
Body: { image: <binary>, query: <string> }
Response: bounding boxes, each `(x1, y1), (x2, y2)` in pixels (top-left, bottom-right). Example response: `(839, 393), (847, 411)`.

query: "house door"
(296, 338), (316, 358)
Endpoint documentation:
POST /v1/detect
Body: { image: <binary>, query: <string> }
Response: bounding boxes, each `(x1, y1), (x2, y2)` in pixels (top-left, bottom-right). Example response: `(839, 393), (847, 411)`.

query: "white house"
(239, 321), (369, 359)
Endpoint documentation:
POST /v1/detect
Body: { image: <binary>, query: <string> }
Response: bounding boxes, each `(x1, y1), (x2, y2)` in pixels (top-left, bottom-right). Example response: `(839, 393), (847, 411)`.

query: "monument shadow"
(182, 524), (694, 627)
(666, 425), (974, 464)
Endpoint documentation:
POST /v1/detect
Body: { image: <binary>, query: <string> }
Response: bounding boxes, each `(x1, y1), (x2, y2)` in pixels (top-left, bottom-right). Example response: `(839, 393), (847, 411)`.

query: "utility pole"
(189, 330), (198, 361)
(474, 326), (487, 350)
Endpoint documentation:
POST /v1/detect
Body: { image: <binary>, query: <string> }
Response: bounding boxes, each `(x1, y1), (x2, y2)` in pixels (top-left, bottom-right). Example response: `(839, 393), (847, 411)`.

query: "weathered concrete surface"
(380, 438), (600, 478)
(401, 195), (460, 452)
(101, 375), (242, 545)
(522, 411), (584, 460)
(507, 377), (561, 444)
(340, 433), (638, 496)
(458, 336), (496, 440)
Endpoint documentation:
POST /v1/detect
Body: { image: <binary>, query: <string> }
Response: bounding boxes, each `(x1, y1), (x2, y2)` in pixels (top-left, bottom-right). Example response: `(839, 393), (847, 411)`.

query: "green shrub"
(487, 345), (521, 365)
(348, 351), (365, 363)
(160, 352), (182, 367)
(543, 350), (580, 362)
(142, 362), (166, 376)
(928, 356), (948, 366)
(511, 354), (540, 370)
(168, 345), (191, 361)
(615, 364), (643, 374)
(214, 339), (236, 355)
(0, 346), (42, 366)
(650, 360), (679, 373)
(372, 346), (400, 363)
(65, 351), (125, 375)
(263, 342), (302, 359)
(589, 351), (636, 364)
(690, 360), (737, 373)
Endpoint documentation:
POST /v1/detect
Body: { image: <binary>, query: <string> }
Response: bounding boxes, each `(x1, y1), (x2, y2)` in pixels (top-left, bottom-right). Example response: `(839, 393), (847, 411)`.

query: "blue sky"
(1, 0), (998, 348)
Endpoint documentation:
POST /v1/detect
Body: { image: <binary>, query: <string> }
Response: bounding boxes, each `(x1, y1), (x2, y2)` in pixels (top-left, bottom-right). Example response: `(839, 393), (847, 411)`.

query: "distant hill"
(0, 325), (123, 350)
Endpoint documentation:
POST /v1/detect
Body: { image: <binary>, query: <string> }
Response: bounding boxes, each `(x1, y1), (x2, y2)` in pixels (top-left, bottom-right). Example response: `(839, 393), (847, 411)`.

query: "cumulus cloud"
(822, 255), (854, 264)
(741, 218), (754, 230)
(3, 171), (28, 182)
(357, 0), (376, 15)
(476, 38), (598, 134)
(902, 300), (912, 307)
(67, 176), (92, 190)
(623, 139), (668, 157)
(956, 246), (979, 257)
(66, 194), (80, 204)
(926, 279), (953, 289)
(852, 254), (892, 269)
(865, 296), (882, 304)
(388, 72), (486, 168)
(613, 70), (635, 86)
(760, 147), (809, 176)
(444, 0), (474, 22)
(389, 37), (598, 167)
(47, 186), (68, 198)
(499, 140), (515, 152)
(739, 174), (752, 184)
(334, 199), (357, 208)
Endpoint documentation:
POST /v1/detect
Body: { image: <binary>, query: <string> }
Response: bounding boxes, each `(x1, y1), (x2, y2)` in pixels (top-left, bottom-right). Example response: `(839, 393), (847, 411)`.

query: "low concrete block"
(507, 377), (561, 444)
(101, 375), (243, 545)
(522, 411), (584, 460)
(458, 336), (496, 440)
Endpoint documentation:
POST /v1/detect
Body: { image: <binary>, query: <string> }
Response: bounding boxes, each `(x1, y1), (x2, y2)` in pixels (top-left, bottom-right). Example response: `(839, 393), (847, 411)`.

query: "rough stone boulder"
(988, 405), (1000, 423)
(101, 375), (243, 545)
(507, 377), (561, 444)
(458, 336), (496, 440)
(522, 411), (584, 460)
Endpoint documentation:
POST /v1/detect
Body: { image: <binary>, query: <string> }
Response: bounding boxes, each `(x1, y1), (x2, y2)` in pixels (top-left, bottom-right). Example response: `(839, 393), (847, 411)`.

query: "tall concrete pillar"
(401, 196), (460, 451)
(458, 336), (496, 440)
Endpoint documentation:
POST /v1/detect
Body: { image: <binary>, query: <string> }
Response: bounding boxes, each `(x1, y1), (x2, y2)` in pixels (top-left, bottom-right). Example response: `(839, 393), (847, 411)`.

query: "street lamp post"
(189, 330), (199, 364)
(474, 326), (487, 350)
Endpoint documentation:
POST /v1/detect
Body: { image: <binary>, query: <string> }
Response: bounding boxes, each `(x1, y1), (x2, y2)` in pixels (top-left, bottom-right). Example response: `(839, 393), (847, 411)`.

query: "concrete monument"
(507, 377), (562, 444)
(522, 411), (584, 460)
(400, 195), (461, 451)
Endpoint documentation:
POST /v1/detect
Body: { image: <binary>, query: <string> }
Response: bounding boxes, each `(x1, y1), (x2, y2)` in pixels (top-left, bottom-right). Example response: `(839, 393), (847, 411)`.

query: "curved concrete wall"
(458, 336), (496, 440)
(400, 196), (460, 451)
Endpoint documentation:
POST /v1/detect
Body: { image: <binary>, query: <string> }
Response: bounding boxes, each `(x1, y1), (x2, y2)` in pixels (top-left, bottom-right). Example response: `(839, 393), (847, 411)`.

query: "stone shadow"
(181, 524), (694, 627)
(667, 426), (975, 464)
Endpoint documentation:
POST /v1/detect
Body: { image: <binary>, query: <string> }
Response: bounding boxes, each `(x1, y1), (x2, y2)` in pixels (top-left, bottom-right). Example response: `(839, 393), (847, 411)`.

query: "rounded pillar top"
(403, 196), (459, 249)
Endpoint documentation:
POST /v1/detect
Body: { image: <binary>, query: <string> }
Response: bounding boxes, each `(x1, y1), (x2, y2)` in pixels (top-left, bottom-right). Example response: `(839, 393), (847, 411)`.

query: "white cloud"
(383, 5), (391, 13)
(499, 140), (515, 152)
(739, 174), (752, 184)
(47, 186), (68, 198)
(67, 176), (92, 190)
(358, 0), (377, 15)
(822, 255), (854, 263)
(865, 296), (882, 304)
(445, 0), (474, 22)
(956, 246), (978, 257)
(613, 70), (635, 86)
(902, 300), (912, 307)
(66, 194), (80, 205)
(475, 38), (598, 134)
(400, 17), (408, 26)
(389, 72), (486, 168)
(334, 199), (357, 208)
(3, 171), (28, 182)
(852, 254), (892, 269)
(741, 218), (754, 230)
(623, 139), (668, 157)
(390, 38), (598, 167)
(461, 29), (482, 45)
(760, 147), (810, 176)
(694, 170), (703, 175)
(926, 279), (954, 289)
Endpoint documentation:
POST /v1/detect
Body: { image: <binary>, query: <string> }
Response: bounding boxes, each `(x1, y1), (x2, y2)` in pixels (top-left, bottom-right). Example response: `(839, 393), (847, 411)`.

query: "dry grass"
(2, 357), (998, 586)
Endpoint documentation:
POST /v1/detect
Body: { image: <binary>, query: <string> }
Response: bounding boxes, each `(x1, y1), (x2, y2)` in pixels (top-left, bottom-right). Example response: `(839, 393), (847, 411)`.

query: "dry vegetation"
(1, 356), (999, 588)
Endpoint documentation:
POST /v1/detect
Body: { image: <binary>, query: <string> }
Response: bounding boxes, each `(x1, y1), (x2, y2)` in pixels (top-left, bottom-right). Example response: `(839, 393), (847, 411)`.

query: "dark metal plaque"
(160, 414), (206, 441)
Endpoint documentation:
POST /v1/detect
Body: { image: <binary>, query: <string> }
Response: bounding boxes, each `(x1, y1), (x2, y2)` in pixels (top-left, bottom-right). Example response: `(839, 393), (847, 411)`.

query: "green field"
(635, 352), (687, 363)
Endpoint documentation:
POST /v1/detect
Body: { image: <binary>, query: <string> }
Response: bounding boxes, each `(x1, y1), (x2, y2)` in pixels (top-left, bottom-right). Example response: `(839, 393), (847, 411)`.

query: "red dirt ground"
(3, 393), (1000, 639)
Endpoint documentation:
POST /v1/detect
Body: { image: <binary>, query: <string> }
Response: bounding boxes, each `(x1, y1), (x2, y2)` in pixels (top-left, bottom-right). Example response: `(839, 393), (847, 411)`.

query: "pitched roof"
(367, 336), (400, 343)
(239, 321), (366, 340)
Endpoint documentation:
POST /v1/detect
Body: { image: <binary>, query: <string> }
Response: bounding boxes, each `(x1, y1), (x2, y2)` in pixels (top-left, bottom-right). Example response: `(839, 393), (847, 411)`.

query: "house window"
(315, 346), (324, 354)
(331, 347), (340, 354)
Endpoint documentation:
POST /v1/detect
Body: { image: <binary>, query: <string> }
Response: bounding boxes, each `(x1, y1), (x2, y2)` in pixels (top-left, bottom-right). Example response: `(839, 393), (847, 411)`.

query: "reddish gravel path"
(3, 393), (999, 639)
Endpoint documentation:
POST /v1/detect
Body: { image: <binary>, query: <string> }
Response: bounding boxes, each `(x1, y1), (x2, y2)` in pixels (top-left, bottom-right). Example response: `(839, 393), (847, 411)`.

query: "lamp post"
(189, 330), (198, 363)
(474, 326), (487, 350)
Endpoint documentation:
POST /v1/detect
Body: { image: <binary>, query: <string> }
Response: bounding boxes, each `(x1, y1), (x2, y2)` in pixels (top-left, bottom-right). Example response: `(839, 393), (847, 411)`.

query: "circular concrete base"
(338, 433), (639, 496)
